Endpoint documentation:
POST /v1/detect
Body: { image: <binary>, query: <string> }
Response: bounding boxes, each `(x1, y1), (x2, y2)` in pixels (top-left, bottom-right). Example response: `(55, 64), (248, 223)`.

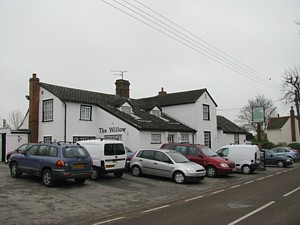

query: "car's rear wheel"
(131, 165), (142, 177)
(242, 165), (251, 174)
(277, 161), (285, 168)
(42, 169), (55, 187)
(10, 162), (21, 178)
(90, 167), (100, 180)
(206, 165), (217, 177)
(173, 171), (185, 184)
(114, 172), (123, 178)
(74, 178), (86, 184)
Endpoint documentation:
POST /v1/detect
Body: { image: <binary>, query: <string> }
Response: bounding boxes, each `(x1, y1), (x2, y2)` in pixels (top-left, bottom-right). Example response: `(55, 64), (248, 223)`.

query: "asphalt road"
(0, 162), (299, 225)
(99, 166), (300, 225)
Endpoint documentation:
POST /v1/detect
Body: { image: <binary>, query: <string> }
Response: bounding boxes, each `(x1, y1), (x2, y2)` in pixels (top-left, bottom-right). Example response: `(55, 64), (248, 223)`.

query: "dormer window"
(121, 105), (132, 115)
(150, 106), (161, 118)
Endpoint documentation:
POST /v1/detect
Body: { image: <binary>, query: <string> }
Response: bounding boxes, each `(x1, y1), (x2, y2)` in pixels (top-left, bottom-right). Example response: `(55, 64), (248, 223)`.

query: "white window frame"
(80, 105), (92, 121)
(181, 134), (189, 143)
(43, 99), (53, 122)
(203, 104), (210, 121)
(151, 134), (161, 144)
(121, 106), (132, 115)
(204, 131), (211, 148)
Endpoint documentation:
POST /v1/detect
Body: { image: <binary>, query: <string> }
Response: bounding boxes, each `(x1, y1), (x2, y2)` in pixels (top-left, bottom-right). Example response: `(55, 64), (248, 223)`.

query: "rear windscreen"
(104, 144), (125, 155)
(63, 147), (90, 158)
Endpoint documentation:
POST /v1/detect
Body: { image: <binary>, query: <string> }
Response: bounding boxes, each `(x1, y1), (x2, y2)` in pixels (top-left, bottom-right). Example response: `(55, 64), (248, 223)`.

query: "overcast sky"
(1, 0), (299, 126)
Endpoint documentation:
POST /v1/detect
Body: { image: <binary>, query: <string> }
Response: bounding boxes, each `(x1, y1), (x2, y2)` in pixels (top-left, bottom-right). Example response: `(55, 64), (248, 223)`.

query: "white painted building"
(266, 107), (300, 144)
(1, 74), (247, 161)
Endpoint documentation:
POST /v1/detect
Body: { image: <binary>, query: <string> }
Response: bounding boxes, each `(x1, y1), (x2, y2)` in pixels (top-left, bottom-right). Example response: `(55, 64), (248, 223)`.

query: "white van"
(77, 139), (126, 180)
(216, 145), (261, 174)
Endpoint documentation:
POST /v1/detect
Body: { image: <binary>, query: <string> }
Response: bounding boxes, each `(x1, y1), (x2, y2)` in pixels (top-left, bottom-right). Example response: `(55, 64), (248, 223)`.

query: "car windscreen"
(63, 146), (90, 158)
(166, 151), (189, 163)
(104, 144), (126, 156)
(201, 146), (218, 157)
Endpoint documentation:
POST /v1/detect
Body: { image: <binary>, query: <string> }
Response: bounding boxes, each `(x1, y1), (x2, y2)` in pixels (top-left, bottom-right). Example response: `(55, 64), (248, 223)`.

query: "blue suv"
(8, 142), (93, 187)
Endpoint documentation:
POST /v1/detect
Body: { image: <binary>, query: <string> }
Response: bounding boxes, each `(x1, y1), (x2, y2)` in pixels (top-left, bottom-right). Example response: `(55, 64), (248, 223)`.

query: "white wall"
(267, 119), (300, 144)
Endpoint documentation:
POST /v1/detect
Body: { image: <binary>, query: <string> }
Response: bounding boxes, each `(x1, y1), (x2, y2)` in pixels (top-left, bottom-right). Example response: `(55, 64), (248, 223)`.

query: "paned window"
(43, 99), (53, 122)
(203, 104), (210, 121)
(234, 134), (239, 144)
(204, 131), (211, 148)
(181, 134), (189, 143)
(80, 105), (92, 120)
(121, 106), (132, 115)
(44, 136), (52, 143)
(151, 134), (161, 144)
(151, 109), (161, 117)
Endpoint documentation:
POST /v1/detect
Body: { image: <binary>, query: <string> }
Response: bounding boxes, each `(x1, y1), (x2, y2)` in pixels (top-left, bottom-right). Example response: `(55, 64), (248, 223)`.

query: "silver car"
(130, 149), (206, 184)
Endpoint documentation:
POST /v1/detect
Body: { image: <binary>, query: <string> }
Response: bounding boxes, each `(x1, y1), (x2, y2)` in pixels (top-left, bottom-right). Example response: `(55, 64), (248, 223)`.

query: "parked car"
(130, 148), (206, 184)
(6, 143), (33, 161)
(161, 143), (235, 177)
(8, 142), (93, 187)
(77, 139), (127, 180)
(261, 149), (293, 168)
(270, 147), (299, 162)
(216, 144), (261, 174)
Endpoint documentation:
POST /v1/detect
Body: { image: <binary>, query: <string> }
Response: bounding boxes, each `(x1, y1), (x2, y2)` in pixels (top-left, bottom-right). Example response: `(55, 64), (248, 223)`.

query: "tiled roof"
(267, 116), (290, 129)
(40, 83), (196, 132)
(136, 89), (217, 110)
(217, 115), (247, 134)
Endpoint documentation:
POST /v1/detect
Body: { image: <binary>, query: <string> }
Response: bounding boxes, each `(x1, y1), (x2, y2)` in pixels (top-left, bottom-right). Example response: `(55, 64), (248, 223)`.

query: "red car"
(6, 143), (33, 161)
(161, 143), (236, 177)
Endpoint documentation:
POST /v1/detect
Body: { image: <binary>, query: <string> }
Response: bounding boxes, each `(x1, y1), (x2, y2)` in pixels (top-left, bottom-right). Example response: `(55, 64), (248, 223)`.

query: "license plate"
(72, 164), (84, 169)
(106, 164), (115, 168)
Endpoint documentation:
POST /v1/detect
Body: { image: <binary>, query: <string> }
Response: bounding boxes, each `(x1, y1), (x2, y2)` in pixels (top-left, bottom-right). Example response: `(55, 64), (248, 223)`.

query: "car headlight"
(186, 167), (195, 172)
(220, 163), (229, 168)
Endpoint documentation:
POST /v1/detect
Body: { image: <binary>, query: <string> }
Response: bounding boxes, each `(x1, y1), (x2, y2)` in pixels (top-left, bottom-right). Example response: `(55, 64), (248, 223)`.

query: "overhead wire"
(99, 0), (280, 91)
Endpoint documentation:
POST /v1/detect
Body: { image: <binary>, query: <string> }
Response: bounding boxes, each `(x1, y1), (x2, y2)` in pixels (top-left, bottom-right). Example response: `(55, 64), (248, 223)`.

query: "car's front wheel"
(173, 171), (185, 184)
(131, 165), (142, 177)
(10, 162), (21, 178)
(277, 161), (285, 168)
(42, 169), (55, 187)
(206, 165), (217, 178)
(242, 165), (251, 174)
(74, 178), (86, 184)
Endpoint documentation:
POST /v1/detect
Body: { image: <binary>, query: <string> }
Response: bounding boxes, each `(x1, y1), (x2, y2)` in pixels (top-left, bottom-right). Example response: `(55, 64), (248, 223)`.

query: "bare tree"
(237, 95), (277, 134)
(9, 110), (23, 130)
(282, 65), (300, 136)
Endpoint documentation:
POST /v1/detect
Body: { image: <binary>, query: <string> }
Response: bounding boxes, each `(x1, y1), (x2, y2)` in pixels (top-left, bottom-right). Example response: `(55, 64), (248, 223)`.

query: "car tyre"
(131, 165), (142, 177)
(242, 165), (251, 174)
(173, 171), (185, 184)
(10, 162), (21, 178)
(114, 172), (123, 178)
(90, 167), (100, 180)
(42, 169), (55, 187)
(206, 165), (217, 177)
(277, 161), (285, 168)
(74, 178), (86, 184)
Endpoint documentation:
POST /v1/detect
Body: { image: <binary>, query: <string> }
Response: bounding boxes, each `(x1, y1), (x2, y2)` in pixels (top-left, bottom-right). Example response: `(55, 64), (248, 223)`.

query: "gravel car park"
(1, 161), (298, 225)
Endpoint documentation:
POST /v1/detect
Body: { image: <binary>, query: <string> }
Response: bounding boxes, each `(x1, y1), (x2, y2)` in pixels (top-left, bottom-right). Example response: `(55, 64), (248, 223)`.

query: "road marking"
(185, 195), (203, 202)
(92, 217), (125, 225)
(245, 181), (254, 184)
(282, 170), (288, 173)
(267, 174), (274, 178)
(228, 201), (276, 225)
(276, 172), (282, 175)
(256, 177), (265, 181)
(283, 186), (300, 197)
(142, 205), (170, 213)
(212, 190), (224, 194)
(230, 185), (240, 189)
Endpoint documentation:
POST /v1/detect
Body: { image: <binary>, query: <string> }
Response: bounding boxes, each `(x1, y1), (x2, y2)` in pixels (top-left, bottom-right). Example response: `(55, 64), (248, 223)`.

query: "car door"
(138, 150), (156, 175)
(187, 147), (203, 166)
(18, 145), (39, 174)
(152, 151), (173, 178)
(265, 151), (276, 165)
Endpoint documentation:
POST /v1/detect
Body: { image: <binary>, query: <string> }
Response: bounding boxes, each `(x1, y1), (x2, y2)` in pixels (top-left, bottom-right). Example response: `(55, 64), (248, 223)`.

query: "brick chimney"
(290, 106), (296, 142)
(158, 87), (167, 96)
(115, 79), (130, 98)
(29, 73), (40, 143)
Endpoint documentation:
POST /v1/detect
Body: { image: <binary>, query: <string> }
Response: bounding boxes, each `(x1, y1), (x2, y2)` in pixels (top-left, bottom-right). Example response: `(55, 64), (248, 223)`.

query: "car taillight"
(56, 160), (65, 167)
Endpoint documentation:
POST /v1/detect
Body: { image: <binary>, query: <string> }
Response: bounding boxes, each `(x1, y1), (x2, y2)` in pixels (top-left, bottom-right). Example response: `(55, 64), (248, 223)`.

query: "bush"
(262, 142), (275, 149)
(288, 142), (300, 150)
